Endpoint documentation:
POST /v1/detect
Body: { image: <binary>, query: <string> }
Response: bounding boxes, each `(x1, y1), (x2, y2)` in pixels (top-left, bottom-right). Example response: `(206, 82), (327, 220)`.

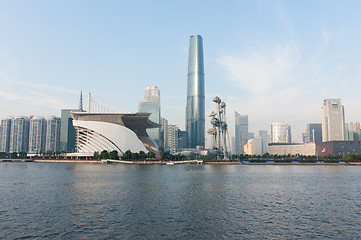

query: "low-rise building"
(316, 141), (361, 156)
(267, 143), (316, 156)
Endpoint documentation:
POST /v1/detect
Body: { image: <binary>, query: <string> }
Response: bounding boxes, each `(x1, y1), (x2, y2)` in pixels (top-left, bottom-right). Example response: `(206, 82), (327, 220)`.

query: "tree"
(122, 150), (132, 160)
(109, 150), (118, 160)
(100, 150), (109, 159)
(93, 151), (100, 160)
(148, 151), (155, 159)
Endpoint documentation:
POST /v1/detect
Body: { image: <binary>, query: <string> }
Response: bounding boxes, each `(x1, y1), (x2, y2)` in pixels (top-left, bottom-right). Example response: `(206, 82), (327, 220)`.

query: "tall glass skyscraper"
(139, 86), (161, 146)
(186, 35), (205, 148)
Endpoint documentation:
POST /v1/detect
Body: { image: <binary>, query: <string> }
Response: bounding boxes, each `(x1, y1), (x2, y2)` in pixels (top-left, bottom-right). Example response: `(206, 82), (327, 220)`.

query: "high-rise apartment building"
(46, 116), (61, 152)
(139, 86), (161, 146)
(235, 112), (249, 154)
(28, 116), (47, 154)
(0, 118), (12, 153)
(160, 117), (168, 148)
(259, 130), (269, 154)
(9, 116), (30, 153)
(168, 125), (179, 154)
(186, 35), (205, 148)
(271, 123), (291, 143)
(303, 123), (322, 143)
(321, 99), (345, 142)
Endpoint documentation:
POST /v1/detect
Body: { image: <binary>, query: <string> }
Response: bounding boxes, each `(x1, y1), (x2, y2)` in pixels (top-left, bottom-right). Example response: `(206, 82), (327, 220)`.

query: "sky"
(1, 0), (361, 145)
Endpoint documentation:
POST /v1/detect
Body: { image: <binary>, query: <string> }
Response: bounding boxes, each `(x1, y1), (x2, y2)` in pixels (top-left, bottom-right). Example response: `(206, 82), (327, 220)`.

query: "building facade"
(303, 123), (322, 143)
(0, 118), (12, 152)
(186, 35), (205, 148)
(321, 99), (345, 142)
(259, 130), (269, 154)
(235, 112), (248, 154)
(244, 137), (263, 156)
(139, 86), (161, 146)
(71, 112), (160, 157)
(345, 122), (360, 141)
(268, 143), (316, 156)
(28, 116), (47, 154)
(316, 141), (361, 156)
(271, 123), (291, 143)
(45, 116), (61, 153)
(9, 116), (30, 153)
(168, 125), (179, 154)
(160, 117), (168, 148)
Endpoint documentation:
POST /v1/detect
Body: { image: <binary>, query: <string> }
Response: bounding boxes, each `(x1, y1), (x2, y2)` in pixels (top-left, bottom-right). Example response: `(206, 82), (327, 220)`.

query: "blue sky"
(1, 0), (361, 144)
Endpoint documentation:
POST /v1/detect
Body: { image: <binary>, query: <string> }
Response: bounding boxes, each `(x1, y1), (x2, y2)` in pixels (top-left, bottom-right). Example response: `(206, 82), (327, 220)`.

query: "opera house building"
(70, 112), (160, 158)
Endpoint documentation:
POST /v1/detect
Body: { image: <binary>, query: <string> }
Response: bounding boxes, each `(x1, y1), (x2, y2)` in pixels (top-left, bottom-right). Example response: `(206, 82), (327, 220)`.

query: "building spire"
(79, 91), (83, 111)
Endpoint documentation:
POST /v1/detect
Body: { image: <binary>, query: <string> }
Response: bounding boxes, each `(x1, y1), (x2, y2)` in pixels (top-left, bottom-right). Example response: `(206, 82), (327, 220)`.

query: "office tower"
(160, 117), (168, 148)
(235, 112), (249, 154)
(45, 116), (61, 152)
(321, 99), (345, 142)
(168, 125), (179, 154)
(0, 118), (12, 152)
(259, 130), (269, 154)
(9, 116), (30, 153)
(60, 92), (84, 153)
(271, 123), (291, 143)
(28, 116), (47, 154)
(345, 122), (360, 141)
(249, 132), (254, 139)
(178, 130), (187, 151)
(139, 86), (161, 146)
(186, 35), (205, 148)
(231, 137), (236, 154)
(303, 123), (322, 143)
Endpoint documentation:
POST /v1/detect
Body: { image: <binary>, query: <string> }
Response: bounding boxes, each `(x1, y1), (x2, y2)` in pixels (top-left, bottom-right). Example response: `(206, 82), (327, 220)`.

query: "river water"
(1, 163), (361, 239)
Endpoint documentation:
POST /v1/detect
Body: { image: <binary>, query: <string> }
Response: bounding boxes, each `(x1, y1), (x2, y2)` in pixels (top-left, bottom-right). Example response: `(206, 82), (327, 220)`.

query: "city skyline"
(2, 1), (361, 142)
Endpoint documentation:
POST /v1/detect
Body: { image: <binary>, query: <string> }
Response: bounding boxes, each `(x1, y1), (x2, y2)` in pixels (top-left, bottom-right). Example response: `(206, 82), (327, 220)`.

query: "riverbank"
(2, 158), (361, 165)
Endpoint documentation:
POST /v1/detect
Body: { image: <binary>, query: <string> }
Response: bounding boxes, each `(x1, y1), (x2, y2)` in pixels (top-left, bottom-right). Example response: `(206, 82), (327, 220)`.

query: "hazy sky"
(1, 0), (361, 144)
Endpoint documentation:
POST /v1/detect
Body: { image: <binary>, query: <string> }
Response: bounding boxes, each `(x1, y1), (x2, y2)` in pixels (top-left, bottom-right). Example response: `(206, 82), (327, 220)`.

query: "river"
(1, 163), (361, 239)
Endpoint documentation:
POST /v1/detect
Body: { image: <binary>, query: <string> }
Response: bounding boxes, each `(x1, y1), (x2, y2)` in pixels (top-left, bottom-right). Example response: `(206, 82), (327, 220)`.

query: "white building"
(271, 123), (291, 143)
(45, 116), (61, 153)
(267, 143), (316, 156)
(321, 99), (345, 142)
(244, 137), (263, 155)
(9, 116), (30, 153)
(71, 112), (159, 157)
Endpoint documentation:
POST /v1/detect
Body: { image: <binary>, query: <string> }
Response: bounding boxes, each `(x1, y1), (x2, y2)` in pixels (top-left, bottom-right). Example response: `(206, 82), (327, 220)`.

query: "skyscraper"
(271, 123), (291, 143)
(321, 99), (345, 142)
(138, 86), (161, 146)
(186, 35), (205, 148)
(28, 116), (47, 154)
(259, 130), (269, 154)
(235, 112), (249, 154)
(303, 123), (322, 143)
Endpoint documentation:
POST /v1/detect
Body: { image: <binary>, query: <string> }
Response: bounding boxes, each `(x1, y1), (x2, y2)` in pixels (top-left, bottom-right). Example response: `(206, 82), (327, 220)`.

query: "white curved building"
(71, 112), (160, 157)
